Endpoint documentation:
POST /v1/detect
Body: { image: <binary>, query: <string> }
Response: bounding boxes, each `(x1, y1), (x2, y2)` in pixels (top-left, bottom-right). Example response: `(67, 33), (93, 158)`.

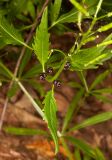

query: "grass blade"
(62, 88), (84, 133)
(70, 111), (112, 131)
(4, 126), (47, 136)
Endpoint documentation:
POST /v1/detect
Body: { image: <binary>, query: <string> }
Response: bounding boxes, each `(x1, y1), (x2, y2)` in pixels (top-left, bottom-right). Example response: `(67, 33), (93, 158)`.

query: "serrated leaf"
(43, 90), (59, 154)
(70, 111), (112, 131)
(71, 33), (112, 70)
(32, 7), (50, 72)
(50, 8), (78, 28)
(71, 48), (112, 70)
(50, 0), (62, 24)
(0, 15), (24, 46)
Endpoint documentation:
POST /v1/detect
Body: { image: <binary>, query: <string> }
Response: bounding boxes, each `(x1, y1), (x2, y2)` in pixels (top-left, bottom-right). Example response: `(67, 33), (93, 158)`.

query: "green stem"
(80, 71), (89, 93)
(48, 58), (67, 82)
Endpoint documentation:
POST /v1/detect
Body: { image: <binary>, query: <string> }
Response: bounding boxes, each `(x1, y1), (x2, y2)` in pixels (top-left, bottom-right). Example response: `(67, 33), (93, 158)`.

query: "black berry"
(39, 72), (47, 81)
(53, 80), (61, 87)
(47, 67), (53, 74)
(64, 61), (71, 70)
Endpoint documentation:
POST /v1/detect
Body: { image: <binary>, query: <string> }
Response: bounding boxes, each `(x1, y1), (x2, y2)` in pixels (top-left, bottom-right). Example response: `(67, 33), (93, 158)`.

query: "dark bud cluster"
(47, 67), (53, 74)
(53, 80), (61, 87)
(64, 61), (71, 70)
(39, 72), (47, 81)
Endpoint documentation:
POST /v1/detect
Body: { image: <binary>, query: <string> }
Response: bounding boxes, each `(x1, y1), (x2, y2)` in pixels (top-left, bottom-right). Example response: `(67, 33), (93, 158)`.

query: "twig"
(0, 0), (50, 131)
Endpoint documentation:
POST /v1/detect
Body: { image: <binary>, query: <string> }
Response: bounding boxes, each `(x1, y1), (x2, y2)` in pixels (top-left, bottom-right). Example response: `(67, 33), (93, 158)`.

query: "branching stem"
(0, 0), (50, 131)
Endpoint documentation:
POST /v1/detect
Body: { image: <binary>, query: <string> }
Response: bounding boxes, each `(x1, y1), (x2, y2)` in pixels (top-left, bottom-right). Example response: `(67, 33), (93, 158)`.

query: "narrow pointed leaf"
(93, 88), (112, 94)
(4, 126), (47, 136)
(62, 89), (84, 133)
(94, 148), (105, 160)
(50, 0), (62, 24)
(74, 149), (81, 160)
(43, 90), (59, 153)
(70, 112), (112, 131)
(93, 94), (112, 103)
(89, 70), (109, 90)
(66, 136), (95, 158)
(51, 9), (78, 28)
(32, 7), (50, 72)
(0, 15), (29, 48)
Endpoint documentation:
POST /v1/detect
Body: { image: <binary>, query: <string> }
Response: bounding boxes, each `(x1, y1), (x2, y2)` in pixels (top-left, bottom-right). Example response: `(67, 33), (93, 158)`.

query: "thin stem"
(48, 58), (67, 82)
(80, 71), (89, 93)
(0, 0), (50, 131)
(0, 98), (9, 130)
(94, 0), (104, 18)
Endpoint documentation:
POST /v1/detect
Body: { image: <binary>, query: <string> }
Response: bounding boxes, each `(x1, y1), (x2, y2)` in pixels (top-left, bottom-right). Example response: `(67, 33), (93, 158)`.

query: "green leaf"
(89, 70), (109, 90)
(18, 47), (32, 77)
(70, 0), (89, 16)
(4, 126), (47, 136)
(62, 89), (84, 133)
(74, 149), (81, 160)
(71, 33), (112, 70)
(26, 0), (35, 19)
(0, 61), (13, 78)
(22, 63), (42, 78)
(7, 82), (19, 98)
(50, 8), (78, 28)
(71, 49), (112, 70)
(0, 15), (30, 48)
(83, 155), (91, 160)
(50, 0), (62, 24)
(28, 79), (45, 97)
(93, 93), (112, 103)
(94, 148), (105, 160)
(8, 0), (27, 18)
(0, 36), (6, 49)
(93, 88), (112, 94)
(70, 111), (112, 131)
(32, 7), (50, 72)
(43, 90), (59, 154)
(66, 136), (95, 158)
